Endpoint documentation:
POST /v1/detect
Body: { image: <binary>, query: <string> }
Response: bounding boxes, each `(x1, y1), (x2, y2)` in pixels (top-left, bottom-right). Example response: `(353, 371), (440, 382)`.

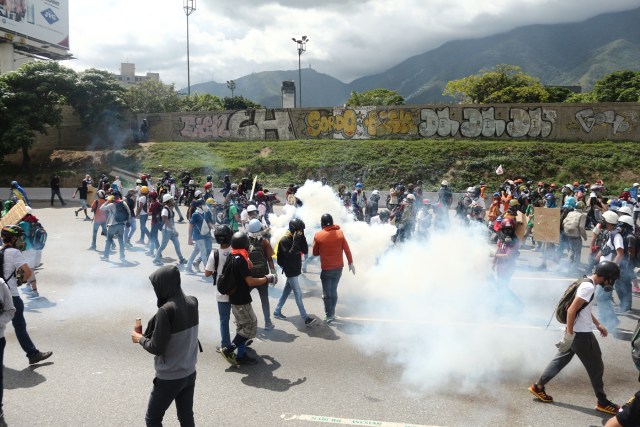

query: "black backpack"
(114, 201), (130, 224)
(31, 222), (47, 250)
(216, 254), (237, 296)
(555, 277), (594, 324)
(0, 247), (16, 283)
(211, 249), (219, 286)
(248, 236), (268, 277)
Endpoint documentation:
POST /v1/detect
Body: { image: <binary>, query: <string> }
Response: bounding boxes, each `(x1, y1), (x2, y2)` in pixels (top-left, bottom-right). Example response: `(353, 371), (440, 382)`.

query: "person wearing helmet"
(397, 193), (417, 241)
(203, 181), (214, 200)
(136, 186), (150, 245)
(415, 198), (432, 238)
(124, 189), (138, 248)
(221, 175), (231, 198)
(487, 192), (502, 224)
(245, 218), (277, 330)
(99, 190), (131, 262)
(274, 218), (317, 326)
(89, 189), (108, 251)
(437, 180), (453, 213)
(313, 213), (354, 324)
(613, 215), (637, 314)
(562, 200), (588, 271)
(529, 261), (620, 416)
(1, 225), (52, 365)
(365, 190), (380, 224)
(147, 191), (162, 257)
(219, 231), (277, 366)
(351, 183), (366, 222)
(168, 178), (185, 222)
(493, 218), (523, 313)
(204, 225), (234, 352)
(185, 199), (212, 275)
(153, 195), (187, 266)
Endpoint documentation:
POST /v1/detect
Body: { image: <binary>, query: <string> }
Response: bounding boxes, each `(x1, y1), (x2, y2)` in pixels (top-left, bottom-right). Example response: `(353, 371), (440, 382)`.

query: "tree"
(180, 93), (224, 112)
(68, 68), (127, 130)
(443, 64), (549, 103)
(0, 61), (77, 165)
(123, 79), (181, 113)
(545, 86), (574, 103)
(223, 96), (261, 110)
(346, 89), (405, 106)
(591, 70), (640, 102)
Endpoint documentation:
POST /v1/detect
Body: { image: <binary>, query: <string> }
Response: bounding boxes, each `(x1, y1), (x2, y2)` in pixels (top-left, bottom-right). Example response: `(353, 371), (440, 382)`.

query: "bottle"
(134, 318), (143, 334)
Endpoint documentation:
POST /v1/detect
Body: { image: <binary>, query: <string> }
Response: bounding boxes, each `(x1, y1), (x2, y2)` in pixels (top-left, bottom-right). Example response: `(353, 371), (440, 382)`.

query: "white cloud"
(66, 0), (640, 89)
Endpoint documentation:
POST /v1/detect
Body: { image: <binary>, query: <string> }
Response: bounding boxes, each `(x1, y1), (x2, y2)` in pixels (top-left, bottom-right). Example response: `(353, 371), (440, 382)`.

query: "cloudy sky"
(67, 0), (639, 90)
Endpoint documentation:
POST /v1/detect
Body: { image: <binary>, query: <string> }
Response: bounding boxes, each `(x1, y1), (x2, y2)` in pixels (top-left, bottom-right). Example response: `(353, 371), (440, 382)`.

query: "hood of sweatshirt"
(149, 265), (183, 307)
(322, 224), (341, 231)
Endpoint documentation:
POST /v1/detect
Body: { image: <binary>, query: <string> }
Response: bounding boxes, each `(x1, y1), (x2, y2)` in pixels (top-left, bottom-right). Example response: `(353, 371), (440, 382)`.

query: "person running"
(246, 219), (276, 330)
(204, 225), (233, 353)
(136, 186), (150, 245)
(72, 176), (91, 220)
(153, 195), (187, 266)
(312, 213), (354, 324)
(529, 261), (621, 416)
(89, 190), (108, 251)
(100, 192), (131, 263)
(273, 218), (317, 326)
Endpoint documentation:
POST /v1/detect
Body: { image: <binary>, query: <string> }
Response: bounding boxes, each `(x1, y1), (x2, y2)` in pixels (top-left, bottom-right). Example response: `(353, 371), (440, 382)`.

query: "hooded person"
(131, 265), (199, 427)
(9, 181), (30, 207)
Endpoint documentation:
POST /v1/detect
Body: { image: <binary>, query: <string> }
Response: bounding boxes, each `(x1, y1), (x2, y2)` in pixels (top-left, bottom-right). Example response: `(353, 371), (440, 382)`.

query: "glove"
(269, 270), (279, 286)
(555, 331), (574, 353)
(265, 274), (276, 286)
(349, 264), (356, 275)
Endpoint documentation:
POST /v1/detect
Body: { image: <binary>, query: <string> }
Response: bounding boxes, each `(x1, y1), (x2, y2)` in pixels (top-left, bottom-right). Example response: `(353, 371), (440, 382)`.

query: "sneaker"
(596, 400), (620, 415)
(28, 350), (53, 365)
(236, 355), (257, 365)
(324, 316), (335, 324)
(273, 311), (287, 320)
(220, 347), (237, 366)
(88, 246), (97, 251)
(153, 259), (163, 266)
(215, 346), (222, 353)
(528, 384), (553, 403)
(125, 241), (133, 248)
(264, 322), (275, 330)
(615, 308), (631, 315)
(179, 258), (188, 265)
(305, 317), (318, 326)
(185, 268), (196, 275)
(27, 291), (40, 299)
(100, 256), (109, 261)
(75, 210), (78, 217)
(246, 339), (253, 347)
(193, 260), (201, 271)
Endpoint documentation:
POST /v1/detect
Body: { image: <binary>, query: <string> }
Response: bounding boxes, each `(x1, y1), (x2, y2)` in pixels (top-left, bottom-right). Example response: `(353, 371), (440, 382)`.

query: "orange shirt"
(312, 225), (353, 270)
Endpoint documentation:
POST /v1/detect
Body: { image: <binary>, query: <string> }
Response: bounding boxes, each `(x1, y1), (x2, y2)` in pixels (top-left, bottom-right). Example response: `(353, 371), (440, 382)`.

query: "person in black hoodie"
(131, 265), (199, 427)
(273, 218), (317, 325)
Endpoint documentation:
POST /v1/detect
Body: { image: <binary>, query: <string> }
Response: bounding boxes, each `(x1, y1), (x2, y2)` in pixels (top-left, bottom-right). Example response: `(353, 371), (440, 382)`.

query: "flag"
(496, 165), (504, 175)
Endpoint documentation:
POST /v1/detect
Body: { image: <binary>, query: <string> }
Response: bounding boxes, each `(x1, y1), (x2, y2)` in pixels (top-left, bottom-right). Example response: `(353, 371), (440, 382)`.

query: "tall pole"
(292, 36), (308, 108)
(183, 0), (196, 96)
(227, 80), (236, 98)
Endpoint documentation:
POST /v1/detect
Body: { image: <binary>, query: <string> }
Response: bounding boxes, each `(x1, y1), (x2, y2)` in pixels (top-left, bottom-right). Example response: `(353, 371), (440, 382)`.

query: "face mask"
(14, 235), (26, 251)
(603, 278), (614, 293)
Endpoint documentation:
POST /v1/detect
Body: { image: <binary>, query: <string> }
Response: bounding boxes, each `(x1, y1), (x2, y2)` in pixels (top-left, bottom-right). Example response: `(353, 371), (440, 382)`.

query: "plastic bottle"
(135, 318), (143, 334)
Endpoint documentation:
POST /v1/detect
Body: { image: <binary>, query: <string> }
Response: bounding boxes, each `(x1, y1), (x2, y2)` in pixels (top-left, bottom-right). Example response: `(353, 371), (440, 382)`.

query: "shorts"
(231, 303), (257, 339)
(79, 199), (88, 209)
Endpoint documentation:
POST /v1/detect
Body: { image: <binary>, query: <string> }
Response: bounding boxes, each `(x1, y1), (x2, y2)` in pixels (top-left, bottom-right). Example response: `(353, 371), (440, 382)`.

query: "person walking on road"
(131, 265), (199, 427)
(99, 192), (131, 262)
(153, 195), (187, 266)
(72, 176), (91, 220)
(50, 175), (66, 206)
(529, 261), (621, 416)
(0, 276), (15, 423)
(312, 213), (354, 324)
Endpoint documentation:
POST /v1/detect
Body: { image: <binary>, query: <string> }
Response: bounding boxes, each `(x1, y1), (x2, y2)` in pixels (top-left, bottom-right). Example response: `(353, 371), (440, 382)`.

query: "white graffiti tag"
(575, 109), (630, 134)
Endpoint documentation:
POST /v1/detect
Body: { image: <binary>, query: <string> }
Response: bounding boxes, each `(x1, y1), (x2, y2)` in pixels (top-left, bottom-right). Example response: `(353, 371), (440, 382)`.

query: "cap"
(441, 180), (449, 186)
(634, 183), (640, 187)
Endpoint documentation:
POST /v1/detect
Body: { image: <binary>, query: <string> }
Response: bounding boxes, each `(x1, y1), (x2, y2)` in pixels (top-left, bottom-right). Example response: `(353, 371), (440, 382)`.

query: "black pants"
(145, 371), (196, 427)
(0, 337), (5, 413)
(537, 332), (607, 404)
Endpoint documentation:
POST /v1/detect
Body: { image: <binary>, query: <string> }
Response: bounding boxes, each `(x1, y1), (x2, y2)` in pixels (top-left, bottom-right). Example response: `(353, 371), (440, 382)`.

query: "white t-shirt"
(205, 246), (231, 302)
(138, 195), (148, 216)
(240, 210), (249, 228)
(1, 246), (28, 297)
(573, 280), (596, 332)
(601, 231), (624, 262)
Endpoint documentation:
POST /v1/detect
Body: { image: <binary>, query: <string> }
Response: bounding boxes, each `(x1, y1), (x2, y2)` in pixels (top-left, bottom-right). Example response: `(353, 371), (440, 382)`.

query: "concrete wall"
(139, 103), (640, 142)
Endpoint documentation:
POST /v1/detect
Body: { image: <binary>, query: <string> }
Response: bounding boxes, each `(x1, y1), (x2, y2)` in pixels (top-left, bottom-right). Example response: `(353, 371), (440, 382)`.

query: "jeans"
(139, 214), (150, 242)
(187, 239), (207, 268)
(615, 275), (633, 312)
(217, 301), (232, 349)
(105, 223), (126, 260)
(145, 371), (196, 427)
(595, 285), (619, 330)
(126, 217), (137, 242)
(0, 337), (4, 412)
(275, 275), (308, 320)
(149, 223), (160, 255)
(320, 268), (343, 318)
(12, 296), (37, 358)
(91, 221), (107, 248)
(174, 205), (185, 221)
(252, 284), (271, 324)
(50, 189), (65, 205)
(154, 229), (184, 263)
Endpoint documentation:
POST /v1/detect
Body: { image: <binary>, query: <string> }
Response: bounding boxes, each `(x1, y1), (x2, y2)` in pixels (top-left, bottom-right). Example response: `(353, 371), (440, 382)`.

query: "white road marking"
(338, 316), (558, 331)
(512, 276), (574, 281)
(281, 413), (442, 427)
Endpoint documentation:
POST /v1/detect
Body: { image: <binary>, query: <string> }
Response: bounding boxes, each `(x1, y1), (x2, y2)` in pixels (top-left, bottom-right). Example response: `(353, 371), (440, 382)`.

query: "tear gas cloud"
(278, 180), (558, 392)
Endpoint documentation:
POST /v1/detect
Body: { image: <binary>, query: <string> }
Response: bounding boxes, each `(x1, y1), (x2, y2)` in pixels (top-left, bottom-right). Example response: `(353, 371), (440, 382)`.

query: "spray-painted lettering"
(305, 109), (358, 138)
(363, 110), (417, 137)
(179, 114), (230, 139)
(575, 108), (630, 134)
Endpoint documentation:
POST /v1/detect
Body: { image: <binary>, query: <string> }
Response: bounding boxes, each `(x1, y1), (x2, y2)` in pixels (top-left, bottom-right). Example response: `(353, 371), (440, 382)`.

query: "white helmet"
(371, 190), (380, 196)
(406, 194), (416, 201)
(441, 180), (449, 186)
(603, 210), (619, 225)
(189, 179), (195, 185)
(97, 190), (106, 199)
(194, 190), (203, 199)
(619, 206), (633, 216)
(618, 215), (635, 228)
(162, 194), (174, 204)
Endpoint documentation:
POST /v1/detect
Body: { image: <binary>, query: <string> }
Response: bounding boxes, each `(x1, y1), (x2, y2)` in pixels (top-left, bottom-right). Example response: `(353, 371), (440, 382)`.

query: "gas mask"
(602, 278), (615, 293)
(13, 235), (26, 251)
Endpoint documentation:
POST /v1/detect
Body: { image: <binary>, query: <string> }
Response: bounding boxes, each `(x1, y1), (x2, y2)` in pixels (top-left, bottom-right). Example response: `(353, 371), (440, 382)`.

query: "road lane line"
(337, 316), (557, 331)
(281, 413), (442, 427)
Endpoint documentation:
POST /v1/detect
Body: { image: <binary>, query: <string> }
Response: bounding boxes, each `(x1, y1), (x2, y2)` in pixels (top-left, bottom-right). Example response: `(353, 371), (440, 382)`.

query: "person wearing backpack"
(615, 215), (637, 315)
(273, 218), (317, 326)
(529, 261), (621, 416)
(219, 231), (276, 366)
(185, 200), (210, 275)
(0, 276), (15, 423)
(0, 225), (52, 366)
(595, 211), (625, 331)
(562, 201), (588, 272)
(153, 195), (187, 266)
(147, 191), (162, 258)
(124, 189), (137, 248)
(246, 219), (277, 330)
(90, 190), (108, 251)
(99, 192), (131, 263)
(18, 207), (44, 298)
(136, 186), (150, 245)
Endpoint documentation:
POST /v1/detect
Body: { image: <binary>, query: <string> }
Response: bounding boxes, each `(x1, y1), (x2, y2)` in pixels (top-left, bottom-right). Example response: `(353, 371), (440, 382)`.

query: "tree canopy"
(123, 79), (182, 114)
(443, 64), (549, 103)
(346, 89), (405, 106)
(222, 95), (261, 110)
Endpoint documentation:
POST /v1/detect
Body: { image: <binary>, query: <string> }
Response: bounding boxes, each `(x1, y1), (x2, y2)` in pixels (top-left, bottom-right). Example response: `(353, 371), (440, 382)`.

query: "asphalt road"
(2, 201), (640, 427)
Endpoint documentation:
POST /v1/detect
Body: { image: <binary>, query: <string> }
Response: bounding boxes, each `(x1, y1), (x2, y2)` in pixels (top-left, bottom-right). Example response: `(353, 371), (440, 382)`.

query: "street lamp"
(291, 35), (309, 108)
(226, 80), (236, 98)
(183, 0), (196, 96)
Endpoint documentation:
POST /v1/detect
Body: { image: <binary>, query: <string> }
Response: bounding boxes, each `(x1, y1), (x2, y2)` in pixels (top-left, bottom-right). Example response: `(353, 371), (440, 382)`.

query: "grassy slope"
(135, 140), (640, 193)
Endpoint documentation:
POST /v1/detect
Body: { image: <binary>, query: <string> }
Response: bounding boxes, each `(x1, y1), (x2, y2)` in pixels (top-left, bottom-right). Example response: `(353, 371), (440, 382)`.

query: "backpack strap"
(212, 249), (219, 286)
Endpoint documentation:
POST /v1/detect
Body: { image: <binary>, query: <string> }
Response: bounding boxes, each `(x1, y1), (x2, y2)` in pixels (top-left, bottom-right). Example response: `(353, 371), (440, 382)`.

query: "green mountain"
(186, 7), (640, 107)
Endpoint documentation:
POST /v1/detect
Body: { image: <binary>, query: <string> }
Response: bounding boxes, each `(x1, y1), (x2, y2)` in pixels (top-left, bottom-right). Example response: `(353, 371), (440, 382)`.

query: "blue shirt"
(189, 210), (206, 241)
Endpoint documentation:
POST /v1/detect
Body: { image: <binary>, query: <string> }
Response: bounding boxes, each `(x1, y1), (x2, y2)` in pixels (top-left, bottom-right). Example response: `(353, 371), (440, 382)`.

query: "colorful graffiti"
(179, 110), (294, 140)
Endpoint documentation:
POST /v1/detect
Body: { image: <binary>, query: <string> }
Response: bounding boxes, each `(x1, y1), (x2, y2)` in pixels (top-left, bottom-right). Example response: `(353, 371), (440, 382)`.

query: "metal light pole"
(226, 80), (236, 98)
(291, 35), (308, 108)
(183, 0), (196, 96)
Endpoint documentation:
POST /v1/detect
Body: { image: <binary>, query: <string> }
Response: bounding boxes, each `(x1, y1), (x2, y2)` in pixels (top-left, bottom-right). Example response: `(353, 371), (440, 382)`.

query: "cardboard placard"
(86, 185), (97, 205)
(533, 207), (560, 244)
(0, 200), (28, 227)
(515, 211), (528, 241)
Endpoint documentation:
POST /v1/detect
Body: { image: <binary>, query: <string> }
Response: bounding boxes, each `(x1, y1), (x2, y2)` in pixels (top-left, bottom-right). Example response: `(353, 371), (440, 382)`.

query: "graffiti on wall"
(179, 109), (295, 140)
(575, 109), (630, 134)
